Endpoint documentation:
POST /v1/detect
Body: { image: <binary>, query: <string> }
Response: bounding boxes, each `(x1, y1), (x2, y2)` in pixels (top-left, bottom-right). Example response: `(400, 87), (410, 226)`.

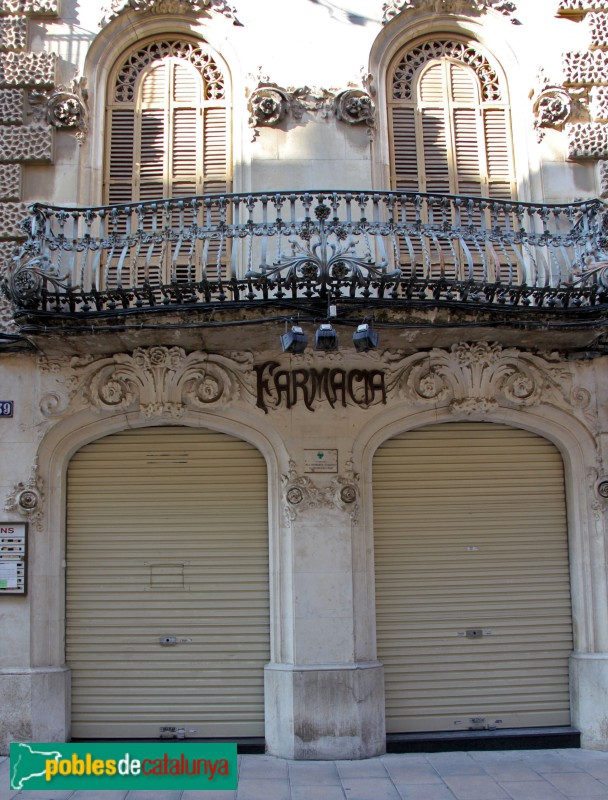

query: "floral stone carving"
(333, 88), (375, 127)
(38, 347), (258, 419)
(29, 77), (89, 144)
(533, 86), (574, 138)
(248, 84), (290, 127)
(248, 78), (375, 134)
(4, 459), (44, 531)
(282, 460), (360, 522)
(383, 342), (577, 416)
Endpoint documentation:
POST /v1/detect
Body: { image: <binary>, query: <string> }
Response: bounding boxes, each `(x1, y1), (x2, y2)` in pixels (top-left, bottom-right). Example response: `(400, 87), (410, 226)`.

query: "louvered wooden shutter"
(389, 49), (516, 201)
(105, 40), (231, 285)
(389, 45), (516, 280)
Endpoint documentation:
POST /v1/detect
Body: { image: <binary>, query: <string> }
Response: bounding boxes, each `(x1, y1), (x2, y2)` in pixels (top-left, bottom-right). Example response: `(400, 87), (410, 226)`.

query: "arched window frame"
(387, 35), (517, 200)
(368, 15), (535, 203)
(79, 15), (242, 210)
(104, 35), (232, 207)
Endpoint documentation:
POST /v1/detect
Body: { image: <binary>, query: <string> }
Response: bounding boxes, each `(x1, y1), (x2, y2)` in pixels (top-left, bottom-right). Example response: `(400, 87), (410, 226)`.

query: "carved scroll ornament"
(5, 459), (44, 531)
(39, 347), (258, 419)
(383, 342), (578, 416)
(282, 459), (359, 522)
(36, 342), (587, 423)
(29, 77), (89, 144)
(533, 86), (574, 139)
(248, 80), (375, 134)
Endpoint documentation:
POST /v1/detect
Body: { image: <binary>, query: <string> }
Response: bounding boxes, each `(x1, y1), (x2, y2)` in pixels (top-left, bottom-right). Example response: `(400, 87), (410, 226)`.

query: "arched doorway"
(373, 422), (573, 734)
(66, 426), (269, 738)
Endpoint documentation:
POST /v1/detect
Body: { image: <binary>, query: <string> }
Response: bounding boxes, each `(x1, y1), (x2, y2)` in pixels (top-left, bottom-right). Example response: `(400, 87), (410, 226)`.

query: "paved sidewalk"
(3, 748), (608, 800)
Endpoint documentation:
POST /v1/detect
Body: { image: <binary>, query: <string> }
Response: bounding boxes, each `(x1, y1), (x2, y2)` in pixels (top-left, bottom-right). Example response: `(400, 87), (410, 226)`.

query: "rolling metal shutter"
(373, 423), (573, 734)
(66, 427), (269, 738)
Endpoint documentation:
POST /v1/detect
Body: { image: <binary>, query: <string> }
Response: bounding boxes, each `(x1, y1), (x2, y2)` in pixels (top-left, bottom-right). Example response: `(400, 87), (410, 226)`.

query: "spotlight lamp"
(314, 322), (339, 351)
(281, 324), (308, 353)
(353, 322), (379, 352)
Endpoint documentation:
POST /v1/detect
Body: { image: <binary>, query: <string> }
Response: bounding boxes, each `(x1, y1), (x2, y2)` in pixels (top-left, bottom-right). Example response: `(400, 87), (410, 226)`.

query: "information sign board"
(0, 522), (27, 594)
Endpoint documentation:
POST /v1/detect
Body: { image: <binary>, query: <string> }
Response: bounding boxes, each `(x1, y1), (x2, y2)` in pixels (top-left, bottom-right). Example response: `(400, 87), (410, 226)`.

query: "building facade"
(1, 0), (608, 760)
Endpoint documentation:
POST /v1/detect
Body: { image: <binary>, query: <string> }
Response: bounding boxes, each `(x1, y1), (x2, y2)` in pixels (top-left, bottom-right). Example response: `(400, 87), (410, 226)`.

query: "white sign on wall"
(0, 522), (27, 595)
(304, 449), (338, 473)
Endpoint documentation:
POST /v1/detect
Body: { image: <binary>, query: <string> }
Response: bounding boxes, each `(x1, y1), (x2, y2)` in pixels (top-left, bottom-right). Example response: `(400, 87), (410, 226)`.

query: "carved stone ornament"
(37, 347), (257, 419)
(248, 75), (375, 136)
(383, 342), (581, 416)
(282, 460), (360, 522)
(5, 458), (44, 531)
(248, 84), (290, 128)
(533, 87), (574, 140)
(598, 480), (608, 498)
(382, 0), (517, 25)
(99, 0), (241, 27)
(29, 77), (89, 144)
(333, 88), (375, 127)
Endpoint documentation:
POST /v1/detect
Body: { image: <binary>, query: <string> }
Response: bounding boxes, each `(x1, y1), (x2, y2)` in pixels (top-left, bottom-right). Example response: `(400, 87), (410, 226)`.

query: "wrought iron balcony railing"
(4, 190), (608, 314)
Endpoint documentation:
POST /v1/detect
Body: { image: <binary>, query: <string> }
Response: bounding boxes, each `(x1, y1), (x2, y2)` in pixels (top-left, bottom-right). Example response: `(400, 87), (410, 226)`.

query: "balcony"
(3, 190), (608, 355)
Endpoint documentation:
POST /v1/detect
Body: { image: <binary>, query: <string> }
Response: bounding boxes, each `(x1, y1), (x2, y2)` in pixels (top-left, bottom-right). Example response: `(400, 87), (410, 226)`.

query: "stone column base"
(570, 653), (608, 750)
(0, 667), (70, 754)
(264, 661), (385, 760)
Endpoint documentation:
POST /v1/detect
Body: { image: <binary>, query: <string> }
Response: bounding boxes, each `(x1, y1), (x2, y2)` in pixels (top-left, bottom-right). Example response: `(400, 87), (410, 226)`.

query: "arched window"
(388, 39), (515, 200)
(106, 38), (229, 204)
(104, 38), (230, 284)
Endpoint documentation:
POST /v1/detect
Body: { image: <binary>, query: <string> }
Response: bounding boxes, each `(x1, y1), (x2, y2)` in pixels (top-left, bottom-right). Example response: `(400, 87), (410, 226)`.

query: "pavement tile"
(443, 774), (511, 800)
(181, 793), (236, 800)
(289, 761), (341, 785)
(71, 793), (127, 800)
(499, 782), (568, 800)
(426, 753), (487, 776)
(10, 793), (75, 799)
(126, 793), (181, 800)
(382, 755), (435, 767)
(520, 754), (583, 774)
(473, 760), (544, 782)
(341, 777), (401, 800)
(556, 751), (608, 779)
(383, 763), (443, 784)
(336, 759), (388, 778)
(543, 772), (608, 797)
(292, 785), (345, 800)
(235, 778), (290, 800)
(396, 785), (459, 800)
(0, 759), (18, 800)
(238, 756), (288, 780)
